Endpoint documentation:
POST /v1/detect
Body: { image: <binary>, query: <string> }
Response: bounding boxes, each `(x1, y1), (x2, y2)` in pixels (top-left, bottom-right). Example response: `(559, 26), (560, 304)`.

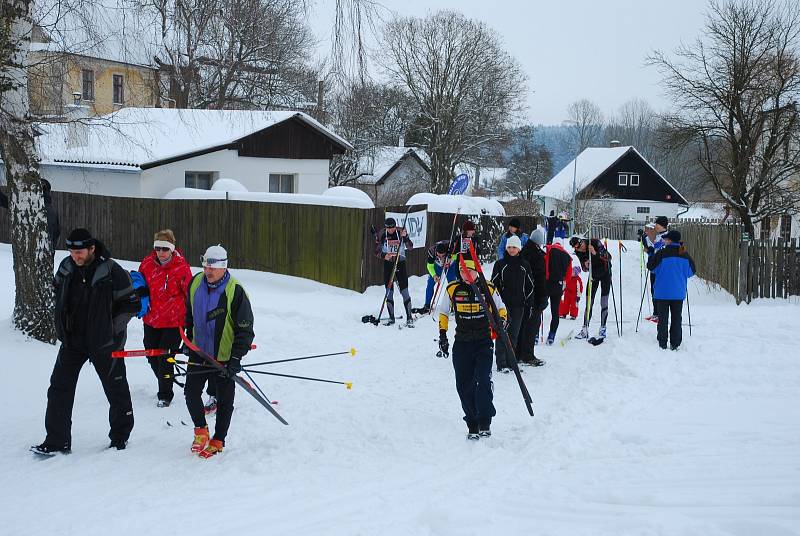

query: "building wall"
(141, 150), (330, 198)
(40, 164), (142, 197)
(590, 150), (687, 204)
(540, 196), (683, 221)
(375, 158), (430, 206)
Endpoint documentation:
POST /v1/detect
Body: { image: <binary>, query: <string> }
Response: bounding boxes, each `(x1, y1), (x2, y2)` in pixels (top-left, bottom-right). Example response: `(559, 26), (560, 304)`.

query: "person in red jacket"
(559, 266), (583, 320)
(138, 229), (193, 407)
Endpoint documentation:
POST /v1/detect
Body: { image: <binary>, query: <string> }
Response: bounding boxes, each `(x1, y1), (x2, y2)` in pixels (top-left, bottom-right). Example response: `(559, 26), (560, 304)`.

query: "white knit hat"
(506, 235), (522, 250)
(202, 245), (228, 268)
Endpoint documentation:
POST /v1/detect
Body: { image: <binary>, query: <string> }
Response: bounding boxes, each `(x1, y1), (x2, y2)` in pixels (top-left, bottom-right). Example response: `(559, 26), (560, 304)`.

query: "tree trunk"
(0, 0), (57, 343)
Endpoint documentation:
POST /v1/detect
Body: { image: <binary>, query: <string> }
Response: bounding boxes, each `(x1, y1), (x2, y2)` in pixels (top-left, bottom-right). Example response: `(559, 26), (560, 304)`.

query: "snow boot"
(30, 442), (70, 456)
(109, 439), (127, 450)
(191, 427), (210, 454)
(479, 421), (491, 438)
(383, 318), (396, 327)
(157, 399), (171, 408)
(546, 331), (556, 345)
(529, 357), (545, 367)
(203, 396), (217, 416)
(405, 317), (415, 328)
(199, 439), (224, 459)
(467, 423), (480, 441)
(575, 326), (589, 339)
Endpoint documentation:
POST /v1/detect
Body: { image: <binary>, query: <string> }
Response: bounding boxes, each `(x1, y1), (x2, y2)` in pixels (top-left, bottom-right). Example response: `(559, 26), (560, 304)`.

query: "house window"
(760, 216), (771, 240)
(618, 173), (628, 186)
(81, 69), (94, 101)
(637, 206), (650, 214)
(630, 174), (639, 186)
(269, 173), (295, 193)
(779, 214), (791, 242)
(112, 74), (124, 104)
(185, 172), (214, 190)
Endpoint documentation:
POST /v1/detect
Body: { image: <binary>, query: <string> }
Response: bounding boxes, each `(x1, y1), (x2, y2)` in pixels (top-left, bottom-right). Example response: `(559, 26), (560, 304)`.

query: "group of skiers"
(31, 228), (253, 459)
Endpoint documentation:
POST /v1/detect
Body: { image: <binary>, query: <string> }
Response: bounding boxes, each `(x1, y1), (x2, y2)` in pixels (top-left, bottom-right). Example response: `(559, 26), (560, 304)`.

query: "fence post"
(738, 238), (749, 304)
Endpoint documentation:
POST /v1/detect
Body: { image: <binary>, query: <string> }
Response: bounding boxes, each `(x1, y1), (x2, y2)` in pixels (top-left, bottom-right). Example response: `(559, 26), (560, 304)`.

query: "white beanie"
(202, 244), (228, 268)
(530, 227), (546, 246)
(506, 235), (522, 250)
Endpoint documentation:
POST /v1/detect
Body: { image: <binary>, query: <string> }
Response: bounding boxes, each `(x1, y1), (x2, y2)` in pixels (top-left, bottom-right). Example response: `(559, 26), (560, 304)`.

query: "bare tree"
(0, 0), (56, 342)
(380, 10), (527, 193)
(649, 0), (800, 236)
(565, 98), (605, 152)
(499, 126), (553, 200)
(605, 98), (656, 152)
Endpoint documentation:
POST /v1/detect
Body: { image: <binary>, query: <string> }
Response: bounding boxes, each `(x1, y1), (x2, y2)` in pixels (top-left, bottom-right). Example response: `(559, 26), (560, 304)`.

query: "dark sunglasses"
(202, 257), (227, 266)
(154, 247), (172, 252)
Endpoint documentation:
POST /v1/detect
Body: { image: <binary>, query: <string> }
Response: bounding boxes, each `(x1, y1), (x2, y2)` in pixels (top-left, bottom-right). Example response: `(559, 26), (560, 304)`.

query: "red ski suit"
(559, 271), (583, 319)
(138, 249), (193, 328)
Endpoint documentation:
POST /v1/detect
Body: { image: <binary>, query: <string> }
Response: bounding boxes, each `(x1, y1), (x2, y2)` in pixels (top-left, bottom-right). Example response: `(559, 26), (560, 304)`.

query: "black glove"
(225, 356), (242, 376)
(438, 330), (449, 356)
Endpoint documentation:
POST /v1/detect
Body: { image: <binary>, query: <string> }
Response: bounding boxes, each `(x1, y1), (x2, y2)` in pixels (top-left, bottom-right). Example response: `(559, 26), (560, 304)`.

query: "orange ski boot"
(190, 427), (209, 454)
(198, 438), (224, 459)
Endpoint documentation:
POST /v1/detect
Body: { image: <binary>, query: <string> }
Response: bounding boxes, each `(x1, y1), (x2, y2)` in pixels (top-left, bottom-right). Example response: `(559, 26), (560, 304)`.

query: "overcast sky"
(308, 0), (709, 125)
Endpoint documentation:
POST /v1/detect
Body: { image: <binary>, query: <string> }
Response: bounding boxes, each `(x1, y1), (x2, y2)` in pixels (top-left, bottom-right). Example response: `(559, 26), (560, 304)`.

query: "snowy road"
(1, 242), (798, 536)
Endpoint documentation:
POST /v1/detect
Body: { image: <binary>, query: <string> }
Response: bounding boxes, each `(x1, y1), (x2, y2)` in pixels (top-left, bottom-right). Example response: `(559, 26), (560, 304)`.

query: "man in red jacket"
(138, 229), (193, 407)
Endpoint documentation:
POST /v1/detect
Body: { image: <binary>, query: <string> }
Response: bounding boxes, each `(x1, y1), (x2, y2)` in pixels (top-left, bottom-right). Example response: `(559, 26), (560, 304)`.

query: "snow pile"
(163, 187), (373, 209)
(678, 202), (728, 220)
(321, 186), (375, 208)
(211, 178), (249, 193)
(1, 241), (799, 535)
(407, 192), (505, 216)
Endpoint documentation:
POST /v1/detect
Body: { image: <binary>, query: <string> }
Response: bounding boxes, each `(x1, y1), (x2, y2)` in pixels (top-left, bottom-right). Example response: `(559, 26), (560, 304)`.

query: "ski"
(463, 242), (534, 417)
(559, 328), (575, 347)
(178, 328), (288, 425)
(111, 348), (171, 358)
(588, 337), (605, 346)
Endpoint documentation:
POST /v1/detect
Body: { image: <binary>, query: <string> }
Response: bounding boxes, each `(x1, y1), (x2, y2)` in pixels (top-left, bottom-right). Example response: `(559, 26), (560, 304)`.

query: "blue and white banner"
(447, 174), (470, 195)
(385, 210), (428, 249)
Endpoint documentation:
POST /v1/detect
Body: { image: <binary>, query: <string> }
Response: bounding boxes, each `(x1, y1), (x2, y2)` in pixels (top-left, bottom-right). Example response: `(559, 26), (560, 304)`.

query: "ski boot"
(157, 399), (171, 408)
(598, 326), (607, 339)
(191, 427), (210, 454)
(546, 331), (556, 345)
(203, 396), (217, 416)
(574, 326), (589, 339)
(529, 357), (545, 367)
(109, 439), (127, 450)
(467, 424), (480, 441)
(383, 318), (396, 327)
(199, 438), (224, 459)
(30, 442), (70, 457)
(405, 317), (415, 328)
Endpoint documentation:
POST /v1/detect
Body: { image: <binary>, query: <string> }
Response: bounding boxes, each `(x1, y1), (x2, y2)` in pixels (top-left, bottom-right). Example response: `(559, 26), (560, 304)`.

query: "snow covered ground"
(1, 241), (799, 535)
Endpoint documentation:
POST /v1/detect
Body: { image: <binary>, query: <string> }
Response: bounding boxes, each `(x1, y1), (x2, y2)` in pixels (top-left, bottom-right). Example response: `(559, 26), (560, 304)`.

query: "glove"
(225, 356), (242, 376)
(576, 296), (581, 304)
(438, 330), (449, 356)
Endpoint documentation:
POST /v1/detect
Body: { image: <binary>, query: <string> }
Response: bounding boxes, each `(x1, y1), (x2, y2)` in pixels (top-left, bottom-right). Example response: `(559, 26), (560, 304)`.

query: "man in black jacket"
(32, 229), (140, 455)
(490, 234), (534, 372)
(517, 227), (548, 365)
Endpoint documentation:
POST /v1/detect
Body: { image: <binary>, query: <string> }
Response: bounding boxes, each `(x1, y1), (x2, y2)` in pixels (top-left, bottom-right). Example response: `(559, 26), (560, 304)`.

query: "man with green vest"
(184, 245), (254, 458)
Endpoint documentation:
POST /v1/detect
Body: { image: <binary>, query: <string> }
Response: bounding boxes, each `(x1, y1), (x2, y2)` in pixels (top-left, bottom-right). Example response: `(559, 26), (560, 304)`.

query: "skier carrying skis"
(183, 245), (255, 458)
(642, 216), (669, 323)
(32, 228), (141, 455)
(517, 227), (548, 365)
(570, 236), (613, 341)
(137, 229), (193, 408)
(374, 217), (414, 326)
(419, 240), (450, 314)
(490, 235), (534, 372)
(447, 220), (480, 282)
(496, 217), (529, 261)
(543, 239), (573, 345)
(437, 256), (507, 440)
(646, 230), (695, 350)
(559, 266), (583, 319)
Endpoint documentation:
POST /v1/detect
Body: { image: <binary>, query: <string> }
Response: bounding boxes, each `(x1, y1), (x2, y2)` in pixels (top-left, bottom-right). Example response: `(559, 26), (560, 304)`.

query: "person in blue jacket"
(496, 218), (529, 260)
(646, 230), (695, 350)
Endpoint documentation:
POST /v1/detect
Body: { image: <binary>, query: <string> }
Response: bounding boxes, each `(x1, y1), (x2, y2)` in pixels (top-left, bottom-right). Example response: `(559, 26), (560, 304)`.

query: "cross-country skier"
(517, 227), (548, 365)
(570, 236), (613, 340)
(437, 256), (507, 440)
(375, 217), (415, 326)
(543, 239), (574, 344)
(496, 217), (529, 261)
(559, 266), (583, 319)
(642, 216), (669, 322)
(446, 220), (480, 282)
(491, 235), (534, 372)
(137, 229), (193, 408)
(31, 228), (140, 455)
(419, 240), (450, 314)
(646, 230), (695, 350)
(184, 245), (255, 458)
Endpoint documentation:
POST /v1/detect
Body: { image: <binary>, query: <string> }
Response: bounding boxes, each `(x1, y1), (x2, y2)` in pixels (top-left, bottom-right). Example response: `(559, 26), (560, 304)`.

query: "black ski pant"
(517, 305), (545, 361)
(452, 338), (496, 430)
(495, 305), (524, 370)
(143, 325), (182, 403)
(184, 354), (235, 442)
(650, 272), (658, 317)
(383, 260), (412, 320)
(584, 273), (612, 329)
(656, 299), (683, 349)
(44, 339), (134, 448)
(547, 288), (563, 337)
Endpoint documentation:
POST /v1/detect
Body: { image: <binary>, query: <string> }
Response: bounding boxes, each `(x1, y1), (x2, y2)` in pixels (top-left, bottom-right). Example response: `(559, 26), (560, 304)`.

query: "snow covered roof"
(163, 188), (374, 209)
(406, 193), (505, 216)
(36, 108), (352, 169)
(355, 146), (430, 185)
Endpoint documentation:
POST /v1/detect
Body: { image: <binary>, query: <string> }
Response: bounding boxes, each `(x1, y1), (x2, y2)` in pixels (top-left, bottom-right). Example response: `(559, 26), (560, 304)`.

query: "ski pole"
(245, 369), (353, 389)
(243, 369), (277, 405)
(619, 241), (626, 336)
(610, 280), (621, 337)
(245, 348), (357, 368)
(686, 286), (693, 337)
(374, 206), (413, 325)
(635, 274), (649, 333)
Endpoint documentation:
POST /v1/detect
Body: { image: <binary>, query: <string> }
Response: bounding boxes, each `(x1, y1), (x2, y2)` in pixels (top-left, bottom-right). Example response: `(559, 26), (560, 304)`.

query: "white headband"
(153, 240), (175, 251)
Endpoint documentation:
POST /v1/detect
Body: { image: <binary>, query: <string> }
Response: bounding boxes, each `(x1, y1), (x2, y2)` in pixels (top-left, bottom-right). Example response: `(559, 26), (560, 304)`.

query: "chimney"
(65, 92), (91, 148)
(610, 140), (621, 148)
(398, 135), (405, 148)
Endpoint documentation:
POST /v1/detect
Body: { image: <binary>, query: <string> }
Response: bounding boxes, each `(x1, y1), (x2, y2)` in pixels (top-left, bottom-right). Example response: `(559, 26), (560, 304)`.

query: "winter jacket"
(185, 272), (255, 362)
(642, 232), (666, 258)
(437, 277), (506, 342)
(375, 228), (413, 261)
(54, 240), (140, 353)
(544, 243), (573, 294)
(426, 240), (452, 277)
(138, 249), (194, 329)
(647, 244), (696, 300)
(450, 232), (481, 259)
(520, 240), (548, 310)
(575, 238), (612, 280)
(496, 231), (529, 261)
(490, 254), (534, 307)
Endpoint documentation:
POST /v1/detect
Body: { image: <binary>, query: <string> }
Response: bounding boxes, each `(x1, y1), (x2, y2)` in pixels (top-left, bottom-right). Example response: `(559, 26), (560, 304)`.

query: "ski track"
(0, 242), (799, 536)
